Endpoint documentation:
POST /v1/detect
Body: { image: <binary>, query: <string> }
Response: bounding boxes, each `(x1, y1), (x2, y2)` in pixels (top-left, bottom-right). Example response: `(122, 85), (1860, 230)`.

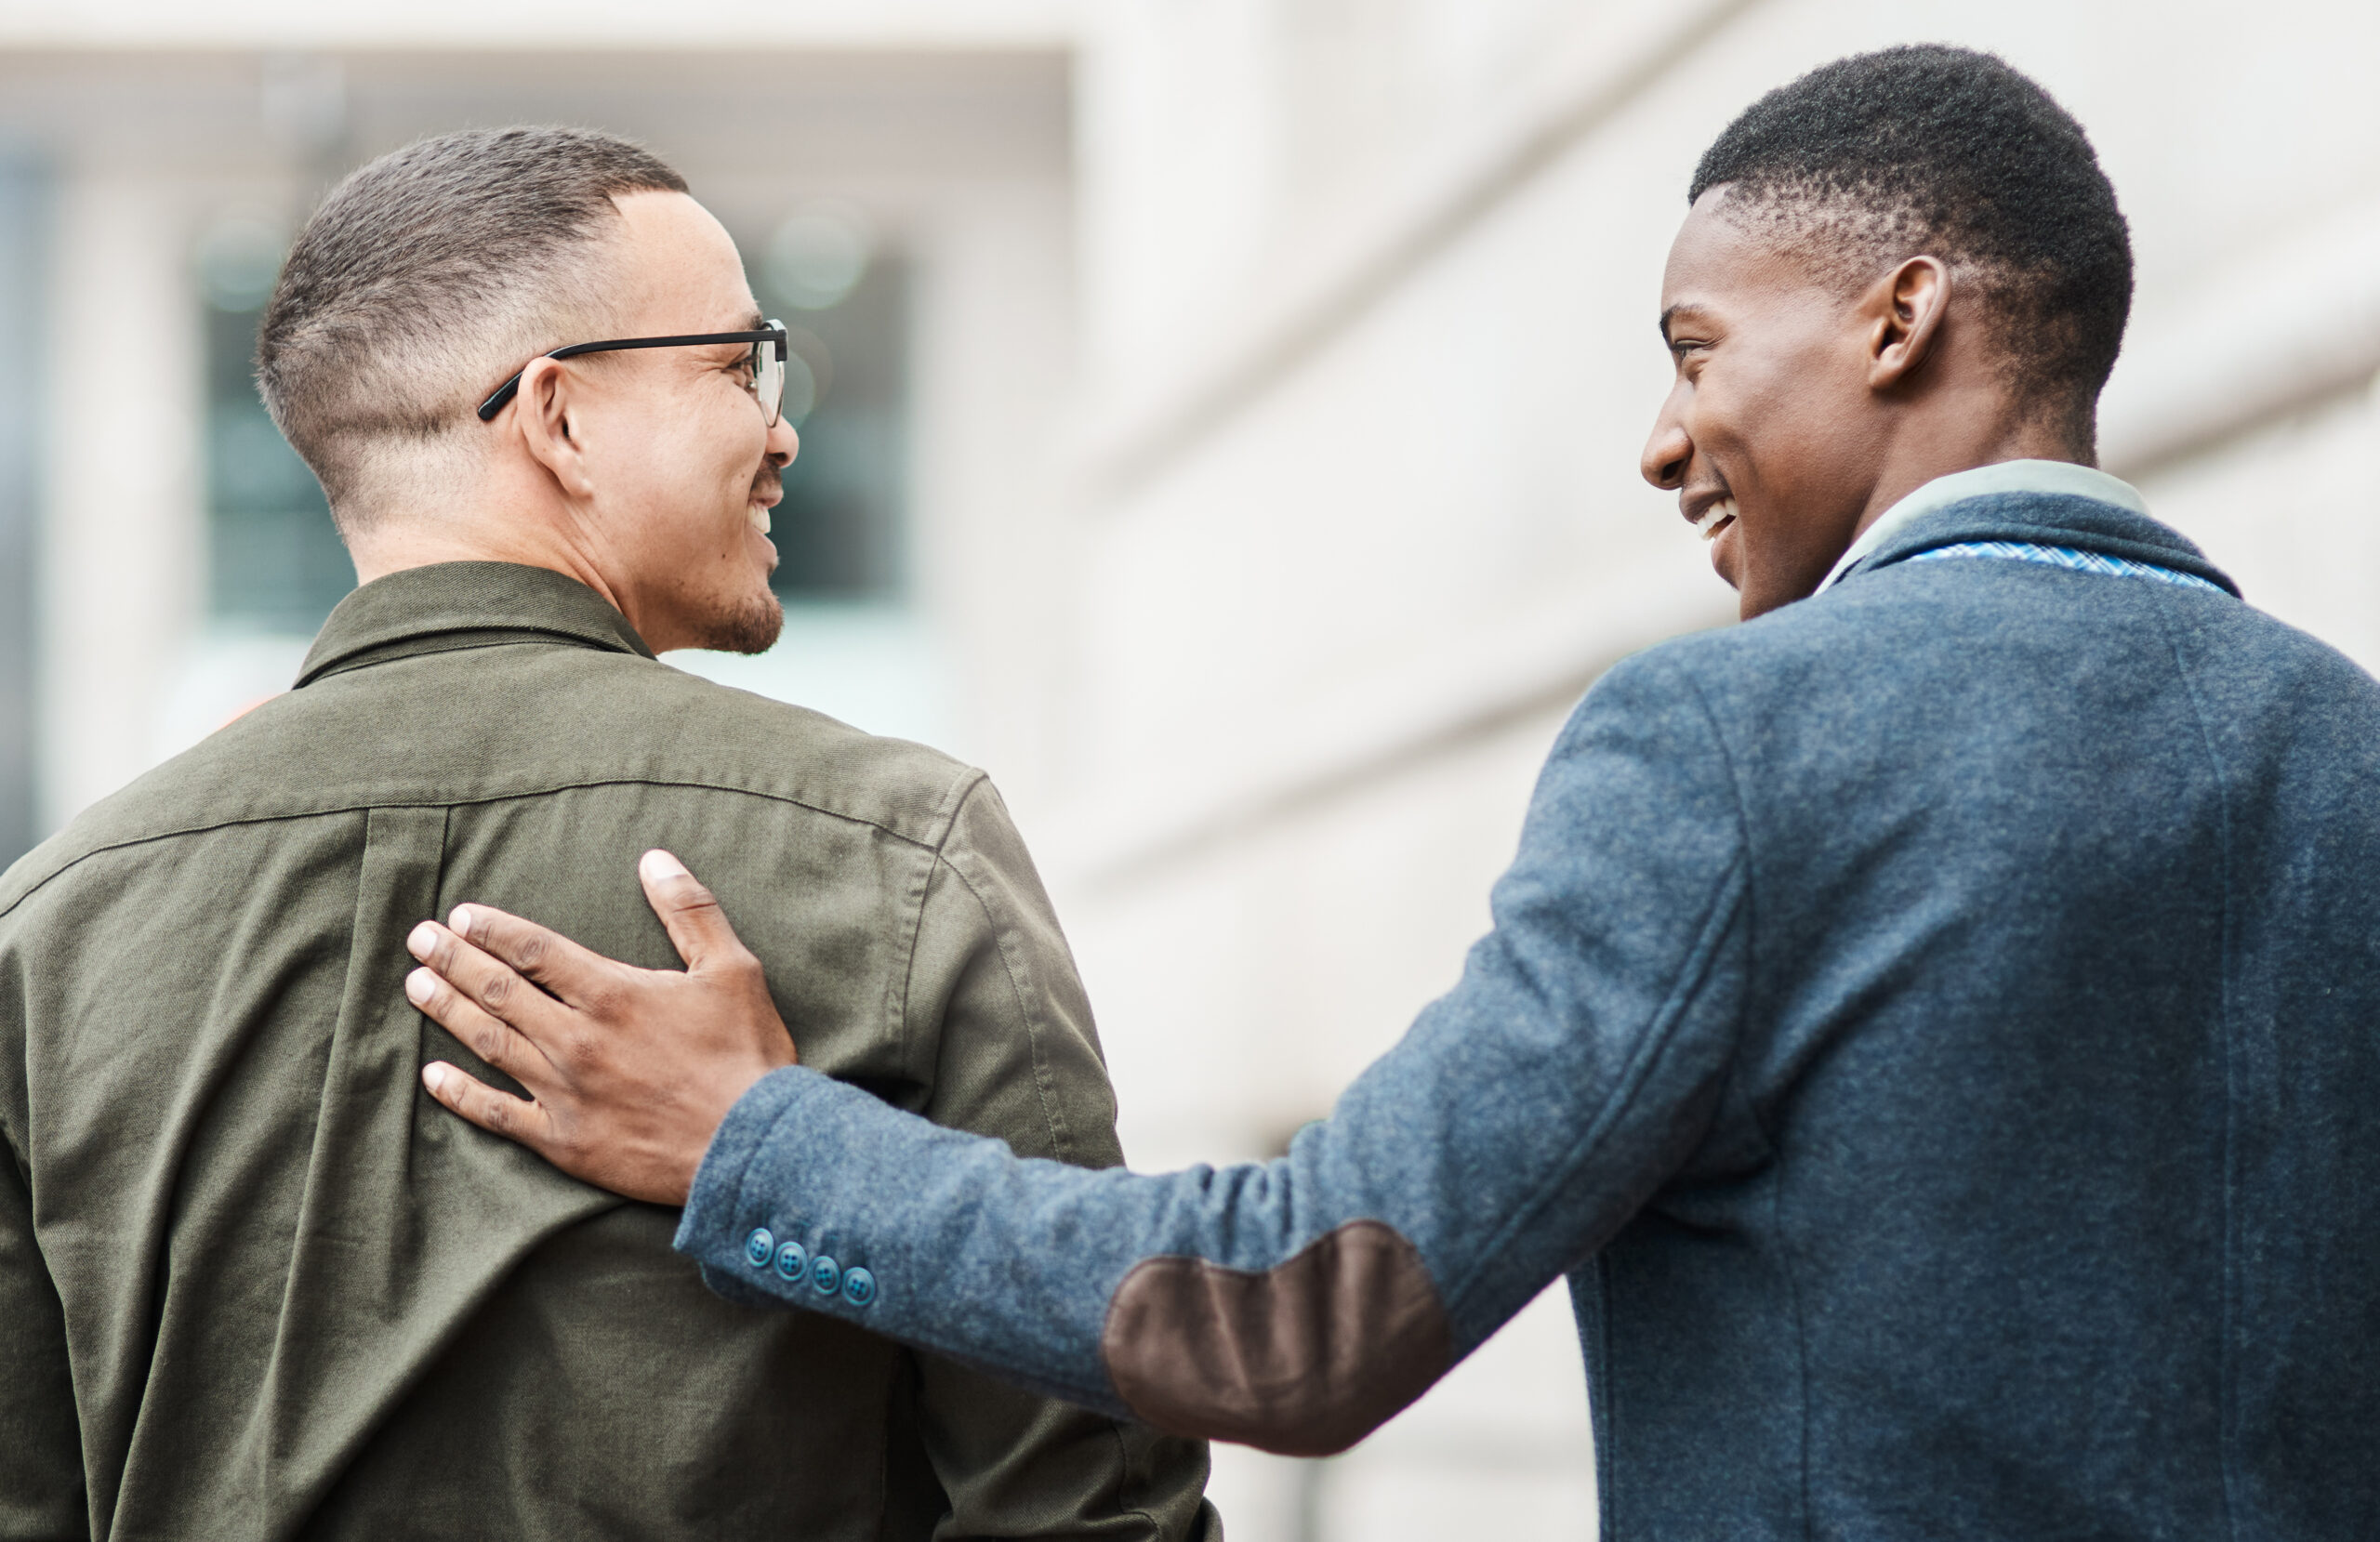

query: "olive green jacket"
(0, 562), (1219, 1542)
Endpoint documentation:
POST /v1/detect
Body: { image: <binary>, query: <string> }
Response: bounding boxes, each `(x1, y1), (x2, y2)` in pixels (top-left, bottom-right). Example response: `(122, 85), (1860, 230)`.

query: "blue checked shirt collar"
(1817, 460), (2151, 594)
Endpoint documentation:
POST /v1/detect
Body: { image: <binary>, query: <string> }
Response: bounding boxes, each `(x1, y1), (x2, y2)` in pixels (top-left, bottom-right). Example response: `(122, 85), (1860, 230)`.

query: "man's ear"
(513, 355), (596, 499)
(1864, 255), (1951, 391)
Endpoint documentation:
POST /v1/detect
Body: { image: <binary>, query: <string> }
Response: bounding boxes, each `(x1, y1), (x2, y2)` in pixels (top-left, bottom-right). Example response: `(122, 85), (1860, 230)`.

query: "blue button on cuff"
(811, 1255), (841, 1296)
(743, 1227), (775, 1270)
(773, 1239), (809, 1284)
(841, 1267), (877, 1308)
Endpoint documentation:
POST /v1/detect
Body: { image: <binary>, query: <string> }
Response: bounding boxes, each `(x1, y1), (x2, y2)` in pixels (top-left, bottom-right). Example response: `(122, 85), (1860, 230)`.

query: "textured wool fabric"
(681, 493), (2380, 1539)
(0, 561), (1218, 1542)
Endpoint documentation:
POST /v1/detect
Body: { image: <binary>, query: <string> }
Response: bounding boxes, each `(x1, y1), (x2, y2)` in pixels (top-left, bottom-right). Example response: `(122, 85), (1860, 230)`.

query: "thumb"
(638, 850), (743, 970)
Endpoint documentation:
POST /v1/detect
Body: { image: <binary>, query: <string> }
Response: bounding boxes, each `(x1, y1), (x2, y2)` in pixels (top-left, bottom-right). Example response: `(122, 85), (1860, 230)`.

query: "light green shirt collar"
(1817, 459), (2149, 593)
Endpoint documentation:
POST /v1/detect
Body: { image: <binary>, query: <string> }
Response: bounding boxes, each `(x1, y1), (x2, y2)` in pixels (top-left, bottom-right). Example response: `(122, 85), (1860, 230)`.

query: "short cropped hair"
(258, 126), (687, 526)
(1690, 46), (2131, 433)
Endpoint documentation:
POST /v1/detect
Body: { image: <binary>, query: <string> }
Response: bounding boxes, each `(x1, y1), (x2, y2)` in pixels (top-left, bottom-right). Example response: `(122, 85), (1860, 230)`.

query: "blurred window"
(676, 219), (935, 743)
(750, 206), (909, 603)
(199, 214), (351, 635)
(0, 153), (39, 863)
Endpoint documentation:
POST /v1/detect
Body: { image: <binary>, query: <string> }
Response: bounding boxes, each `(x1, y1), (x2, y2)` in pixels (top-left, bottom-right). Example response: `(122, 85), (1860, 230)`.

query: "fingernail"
(407, 922), (438, 959)
(405, 968), (435, 1005)
(448, 905), (475, 937)
(641, 849), (688, 881)
(422, 1063), (447, 1094)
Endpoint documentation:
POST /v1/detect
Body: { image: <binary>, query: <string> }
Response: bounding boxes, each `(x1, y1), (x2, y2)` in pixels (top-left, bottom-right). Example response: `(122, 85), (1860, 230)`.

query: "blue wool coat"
(679, 490), (2380, 1539)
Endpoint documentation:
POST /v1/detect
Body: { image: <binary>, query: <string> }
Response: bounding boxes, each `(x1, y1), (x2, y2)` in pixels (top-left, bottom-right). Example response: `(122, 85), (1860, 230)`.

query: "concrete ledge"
(1058, 557), (1731, 890)
(1069, 0), (1767, 500)
(0, 0), (1080, 50)
(2101, 200), (2380, 479)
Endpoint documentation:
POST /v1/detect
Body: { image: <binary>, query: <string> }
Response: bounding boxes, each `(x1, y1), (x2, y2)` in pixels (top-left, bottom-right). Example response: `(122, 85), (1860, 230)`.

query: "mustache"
(749, 470), (784, 504)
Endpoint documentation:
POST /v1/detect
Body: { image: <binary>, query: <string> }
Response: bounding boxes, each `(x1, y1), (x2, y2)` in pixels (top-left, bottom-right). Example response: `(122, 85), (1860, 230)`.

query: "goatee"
(701, 587), (785, 655)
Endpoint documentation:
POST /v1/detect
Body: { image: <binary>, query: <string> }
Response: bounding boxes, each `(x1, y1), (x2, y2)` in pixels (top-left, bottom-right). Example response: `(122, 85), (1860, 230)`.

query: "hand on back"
(406, 849), (795, 1205)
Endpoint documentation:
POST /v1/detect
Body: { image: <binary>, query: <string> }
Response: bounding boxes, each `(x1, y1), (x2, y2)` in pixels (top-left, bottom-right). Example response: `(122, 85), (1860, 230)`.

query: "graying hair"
(257, 125), (688, 527)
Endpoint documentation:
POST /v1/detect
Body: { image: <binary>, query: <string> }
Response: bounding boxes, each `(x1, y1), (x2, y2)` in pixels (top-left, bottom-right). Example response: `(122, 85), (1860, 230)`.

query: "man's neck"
(347, 514), (631, 621)
(1853, 417), (2091, 549)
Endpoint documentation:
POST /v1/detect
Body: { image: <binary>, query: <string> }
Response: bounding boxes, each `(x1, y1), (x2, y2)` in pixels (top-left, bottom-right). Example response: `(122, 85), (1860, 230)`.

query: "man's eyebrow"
(696, 310), (765, 342)
(1659, 302), (1710, 344)
(690, 313), (766, 354)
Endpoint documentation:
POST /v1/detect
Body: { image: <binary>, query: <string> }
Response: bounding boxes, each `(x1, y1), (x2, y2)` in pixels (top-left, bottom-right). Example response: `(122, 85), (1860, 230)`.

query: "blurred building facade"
(3, 2), (2378, 1539)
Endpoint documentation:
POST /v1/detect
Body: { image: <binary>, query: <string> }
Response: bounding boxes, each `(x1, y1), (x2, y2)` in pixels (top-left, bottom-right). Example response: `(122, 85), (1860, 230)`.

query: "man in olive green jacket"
(0, 128), (1218, 1542)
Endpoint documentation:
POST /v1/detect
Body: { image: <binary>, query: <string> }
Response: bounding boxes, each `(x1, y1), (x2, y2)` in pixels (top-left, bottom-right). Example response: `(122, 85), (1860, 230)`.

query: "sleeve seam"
(1440, 854), (1747, 1326)
(1673, 660), (1771, 1153)
(932, 784), (1077, 1165)
(891, 766), (986, 1075)
(1100, 1417), (1165, 1536)
(1436, 654), (1752, 1325)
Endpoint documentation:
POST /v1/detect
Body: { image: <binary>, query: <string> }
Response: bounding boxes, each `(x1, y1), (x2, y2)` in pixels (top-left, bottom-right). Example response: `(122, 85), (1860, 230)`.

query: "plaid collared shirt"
(1907, 539), (2229, 595)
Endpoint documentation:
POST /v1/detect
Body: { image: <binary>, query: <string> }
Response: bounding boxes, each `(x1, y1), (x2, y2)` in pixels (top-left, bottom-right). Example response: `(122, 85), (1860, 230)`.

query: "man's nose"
(766, 415), (799, 468)
(1641, 418), (1691, 492)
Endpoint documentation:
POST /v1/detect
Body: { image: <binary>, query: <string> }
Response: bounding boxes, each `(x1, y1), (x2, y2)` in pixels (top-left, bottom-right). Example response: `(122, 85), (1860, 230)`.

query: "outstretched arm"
(409, 652), (1752, 1454)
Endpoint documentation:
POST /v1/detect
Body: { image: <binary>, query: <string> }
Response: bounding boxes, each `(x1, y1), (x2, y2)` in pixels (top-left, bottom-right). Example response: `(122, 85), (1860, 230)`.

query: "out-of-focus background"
(3, 1), (2376, 1536)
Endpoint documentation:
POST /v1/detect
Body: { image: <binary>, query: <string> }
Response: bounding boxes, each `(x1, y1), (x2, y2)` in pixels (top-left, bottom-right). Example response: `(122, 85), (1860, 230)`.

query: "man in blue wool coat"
(403, 46), (2380, 1539)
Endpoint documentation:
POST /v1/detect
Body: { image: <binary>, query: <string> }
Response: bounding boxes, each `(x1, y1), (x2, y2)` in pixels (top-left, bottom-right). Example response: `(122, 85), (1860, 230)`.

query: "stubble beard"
(694, 463), (787, 654)
(698, 582), (785, 655)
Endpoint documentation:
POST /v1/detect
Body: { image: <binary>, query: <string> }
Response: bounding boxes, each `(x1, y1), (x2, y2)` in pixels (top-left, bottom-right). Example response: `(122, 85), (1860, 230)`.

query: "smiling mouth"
(747, 475), (784, 536)
(1693, 497), (1738, 543)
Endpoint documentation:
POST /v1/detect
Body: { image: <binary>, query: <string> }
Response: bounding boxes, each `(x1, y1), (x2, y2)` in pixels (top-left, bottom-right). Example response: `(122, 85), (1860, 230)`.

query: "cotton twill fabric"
(0, 561), (1218, 1542)
(681, 494), (2380, 1540)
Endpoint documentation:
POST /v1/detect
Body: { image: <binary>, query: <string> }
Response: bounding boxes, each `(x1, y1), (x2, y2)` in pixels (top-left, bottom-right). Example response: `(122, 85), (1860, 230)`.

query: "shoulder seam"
(0, 773), (960, 923)
(2152, 604), (2244, 1539)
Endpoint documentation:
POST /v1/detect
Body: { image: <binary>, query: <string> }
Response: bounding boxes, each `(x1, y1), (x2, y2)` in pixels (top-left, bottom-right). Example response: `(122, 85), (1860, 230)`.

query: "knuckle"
(514, 931), (547, 971)
(480, 1093), (511, 1133)
(480, 970), (511, 1009)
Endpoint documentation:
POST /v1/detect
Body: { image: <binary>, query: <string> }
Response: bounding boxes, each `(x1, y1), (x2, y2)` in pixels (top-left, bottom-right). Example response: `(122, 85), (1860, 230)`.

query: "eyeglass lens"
(756, 326), (787, 427)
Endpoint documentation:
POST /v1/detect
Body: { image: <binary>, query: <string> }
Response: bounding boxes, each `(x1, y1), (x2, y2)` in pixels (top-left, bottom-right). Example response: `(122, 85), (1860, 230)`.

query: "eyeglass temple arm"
(474, 329), (787, 423)
(475, 376), (527, 421)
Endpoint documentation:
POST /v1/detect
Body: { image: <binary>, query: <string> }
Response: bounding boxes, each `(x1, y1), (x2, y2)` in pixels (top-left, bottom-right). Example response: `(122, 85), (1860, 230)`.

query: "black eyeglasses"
(476, 322), (791, 424)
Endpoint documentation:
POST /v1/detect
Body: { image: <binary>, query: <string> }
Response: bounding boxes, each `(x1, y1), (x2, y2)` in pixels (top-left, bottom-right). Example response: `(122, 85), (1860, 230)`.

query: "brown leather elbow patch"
(1099, 1219), (1451, 1456)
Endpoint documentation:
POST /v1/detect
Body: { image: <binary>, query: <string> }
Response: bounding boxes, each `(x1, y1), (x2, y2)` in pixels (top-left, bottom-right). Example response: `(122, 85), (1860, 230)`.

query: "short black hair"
(1690, 46), (2131, 434)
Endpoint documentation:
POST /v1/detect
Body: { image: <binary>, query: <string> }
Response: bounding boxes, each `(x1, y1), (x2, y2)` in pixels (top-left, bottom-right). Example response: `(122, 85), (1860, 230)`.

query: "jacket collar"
(1831, 491), (2241, 599)
(1818, 460), (2146, 591)
(296, 561), (655, 688)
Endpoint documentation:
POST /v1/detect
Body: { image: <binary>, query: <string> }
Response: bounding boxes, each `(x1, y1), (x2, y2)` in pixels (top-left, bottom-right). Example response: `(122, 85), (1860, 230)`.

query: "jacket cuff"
(674, 1064), (825, 1297)
(669, 1064), (1136, 1417)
